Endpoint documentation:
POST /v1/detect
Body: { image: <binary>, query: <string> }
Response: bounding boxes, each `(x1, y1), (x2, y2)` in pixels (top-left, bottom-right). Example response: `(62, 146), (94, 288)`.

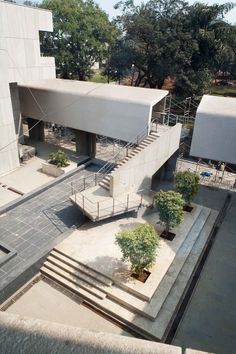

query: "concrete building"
(190, 95), (236, 164)
(0, 1), (55, 176)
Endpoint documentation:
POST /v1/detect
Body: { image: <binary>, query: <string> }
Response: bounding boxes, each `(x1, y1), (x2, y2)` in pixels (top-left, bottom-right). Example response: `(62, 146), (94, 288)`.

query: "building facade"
(0, 1), (55, 176)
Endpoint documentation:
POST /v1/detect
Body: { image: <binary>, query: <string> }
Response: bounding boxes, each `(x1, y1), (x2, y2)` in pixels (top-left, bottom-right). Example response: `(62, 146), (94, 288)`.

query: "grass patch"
(209, 86), (236, 97)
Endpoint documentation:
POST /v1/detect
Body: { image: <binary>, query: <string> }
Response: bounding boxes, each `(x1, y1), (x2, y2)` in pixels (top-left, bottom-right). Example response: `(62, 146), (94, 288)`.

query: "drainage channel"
(165, 193), (232, 344)
(0, 182), (24, 196)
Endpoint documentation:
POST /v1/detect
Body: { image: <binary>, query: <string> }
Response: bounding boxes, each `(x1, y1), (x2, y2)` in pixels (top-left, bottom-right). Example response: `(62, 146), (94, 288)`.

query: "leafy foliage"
(48, 150), (69, 167)
(116, 224), (160, 275)
(110, 0), (236, 96)
(154, 190), (184, 232)
(174, 171), (200, 205)
(40, 0), (118, 80)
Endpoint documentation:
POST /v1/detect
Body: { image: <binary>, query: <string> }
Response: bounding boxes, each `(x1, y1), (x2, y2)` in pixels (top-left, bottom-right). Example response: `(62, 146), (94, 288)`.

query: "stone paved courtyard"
(0, 162), (100, 301)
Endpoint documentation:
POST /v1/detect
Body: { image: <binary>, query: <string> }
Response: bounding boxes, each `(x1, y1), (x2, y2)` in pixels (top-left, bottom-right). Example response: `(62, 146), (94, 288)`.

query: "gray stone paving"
(0, 162), (100, 299)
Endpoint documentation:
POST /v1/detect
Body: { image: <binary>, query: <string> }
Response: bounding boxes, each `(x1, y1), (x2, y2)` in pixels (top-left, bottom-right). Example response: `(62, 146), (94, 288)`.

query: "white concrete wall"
(190, 95), (236, 164)
(0, 1), (55, 176)
(110, 124), (182, 197)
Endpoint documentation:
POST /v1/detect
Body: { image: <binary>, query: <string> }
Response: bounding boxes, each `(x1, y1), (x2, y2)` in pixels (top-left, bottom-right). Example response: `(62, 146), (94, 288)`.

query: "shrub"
(48, 150), (69, 167)
(115, 224), (160, 275)
(154, 190), (184, 233)
(174, 170), (199, 205)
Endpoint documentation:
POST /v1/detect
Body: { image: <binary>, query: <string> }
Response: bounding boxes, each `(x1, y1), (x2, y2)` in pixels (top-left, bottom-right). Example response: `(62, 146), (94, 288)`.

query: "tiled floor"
(0, 163), (100, 298)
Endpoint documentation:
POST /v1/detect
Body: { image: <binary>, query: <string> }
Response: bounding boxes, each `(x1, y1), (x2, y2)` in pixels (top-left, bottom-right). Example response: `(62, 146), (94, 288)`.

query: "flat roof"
(198, 95), (236, 118)
(19, 79), (168, 106)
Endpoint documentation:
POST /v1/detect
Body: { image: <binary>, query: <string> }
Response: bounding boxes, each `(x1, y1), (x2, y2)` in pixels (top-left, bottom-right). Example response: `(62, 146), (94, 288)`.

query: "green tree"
(115, 224), (159, 275)
(174, 2), (236, 97)
(154, 190), (184, 234)
(40, 0), (117, 80)
(113, 1), (235, 96)
(174, 171), (199, 206)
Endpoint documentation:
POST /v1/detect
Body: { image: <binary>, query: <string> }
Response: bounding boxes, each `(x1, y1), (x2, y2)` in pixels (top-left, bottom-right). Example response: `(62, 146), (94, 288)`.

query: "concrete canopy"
(18, 79), (168, 142)
(190, 95), (236, 164)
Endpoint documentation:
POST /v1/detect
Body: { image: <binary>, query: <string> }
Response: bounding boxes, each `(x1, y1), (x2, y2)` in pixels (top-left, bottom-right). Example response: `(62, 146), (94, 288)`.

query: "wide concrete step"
(47, 256), (110, 292)
(51, 249), (112, 286)
(41, 262), (106, 300)
(42, 208), (217, 341)
(141, 207), (211, 319)
(158, 209), (218, 341)
(50, 250), (152, 318)
(41, 266), (156, 340)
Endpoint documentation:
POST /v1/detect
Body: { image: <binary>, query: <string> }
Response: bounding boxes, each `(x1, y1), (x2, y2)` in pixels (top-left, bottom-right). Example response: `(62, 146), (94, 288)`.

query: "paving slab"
(0, 161), (100, 302)
(5, 279), (134, 337)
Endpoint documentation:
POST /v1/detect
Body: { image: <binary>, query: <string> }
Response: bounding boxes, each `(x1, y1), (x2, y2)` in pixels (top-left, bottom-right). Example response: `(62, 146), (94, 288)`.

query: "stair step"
(103, 176), (110, 182)
(139, 142), (149, 148)
(48, 253), (151, 318)
(145, 136), (156, 142)
(99, 181), (110, 190)
(42, 262), (106, 300)
(47, 255), (110, 292)
(52, 249), (112, 286)
(150, 132), (159, 137)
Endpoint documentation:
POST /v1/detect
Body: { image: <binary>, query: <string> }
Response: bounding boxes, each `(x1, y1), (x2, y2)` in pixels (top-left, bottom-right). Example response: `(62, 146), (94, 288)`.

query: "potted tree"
(116, 224), (160, 282)
(174, 171), (199, 212)
(154, 190), (184, 241)
(42, 150), (70, 177)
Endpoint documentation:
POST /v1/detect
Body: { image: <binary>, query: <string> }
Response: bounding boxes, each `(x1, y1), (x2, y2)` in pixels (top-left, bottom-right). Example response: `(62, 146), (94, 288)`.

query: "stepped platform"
(41, 205), (218, 340)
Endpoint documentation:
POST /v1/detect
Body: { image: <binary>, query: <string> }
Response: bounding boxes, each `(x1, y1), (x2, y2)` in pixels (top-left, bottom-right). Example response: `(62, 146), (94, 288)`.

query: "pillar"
(163, 149), (179, 181)
(27, 118), (44, 141)
(74, 129), (96, 158)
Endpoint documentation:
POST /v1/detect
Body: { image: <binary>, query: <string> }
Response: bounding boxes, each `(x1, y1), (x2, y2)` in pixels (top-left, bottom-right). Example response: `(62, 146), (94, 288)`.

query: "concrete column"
(163, 150), (179, 181)
(27, 118), (44, 141)
(9, 83), (24, 144)
(74, 129), (96, 158)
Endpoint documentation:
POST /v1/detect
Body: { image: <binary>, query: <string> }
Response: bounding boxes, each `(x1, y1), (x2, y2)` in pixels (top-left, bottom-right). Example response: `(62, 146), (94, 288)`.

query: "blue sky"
(96, 0), (235, 24)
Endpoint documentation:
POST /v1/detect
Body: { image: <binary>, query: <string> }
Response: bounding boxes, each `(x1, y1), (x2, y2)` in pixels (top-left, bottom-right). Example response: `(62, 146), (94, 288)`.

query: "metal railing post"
(97, 202), (100, 219)
(82, 196), (85, 211)
(75, 192), (77, 204)
(95, 173), (97, 186)
(140, 191), (143, 206)
(83, 177), (86, 190)
(71, 182), (74, 195)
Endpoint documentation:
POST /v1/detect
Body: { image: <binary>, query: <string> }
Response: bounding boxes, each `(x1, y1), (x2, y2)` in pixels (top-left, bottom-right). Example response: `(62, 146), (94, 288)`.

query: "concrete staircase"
(99, 132), (159, 191)
(41, 207), (218, 341)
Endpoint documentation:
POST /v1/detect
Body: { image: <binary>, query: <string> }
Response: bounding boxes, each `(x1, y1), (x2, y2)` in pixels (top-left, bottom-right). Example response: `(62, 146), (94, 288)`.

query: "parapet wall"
(110, 124), (182, 197)
(0, 312), (208, 354)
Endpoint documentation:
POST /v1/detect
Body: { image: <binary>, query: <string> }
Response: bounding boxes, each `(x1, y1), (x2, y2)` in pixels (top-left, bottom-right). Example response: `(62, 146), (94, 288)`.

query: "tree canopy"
(109, 0), (236, 96)
(116, 223), (160, 275)
(154, 190), (184, 233)
(40, 0), (118, 80)
(174, 171), (199, 205)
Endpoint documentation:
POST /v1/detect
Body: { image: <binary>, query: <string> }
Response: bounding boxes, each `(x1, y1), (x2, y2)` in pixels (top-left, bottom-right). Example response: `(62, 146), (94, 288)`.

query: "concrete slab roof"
(190, 95), (236, 164)
(197, 95), (236, 118)
(19, 79), (168, 106)
(18, 79), (169, 142)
